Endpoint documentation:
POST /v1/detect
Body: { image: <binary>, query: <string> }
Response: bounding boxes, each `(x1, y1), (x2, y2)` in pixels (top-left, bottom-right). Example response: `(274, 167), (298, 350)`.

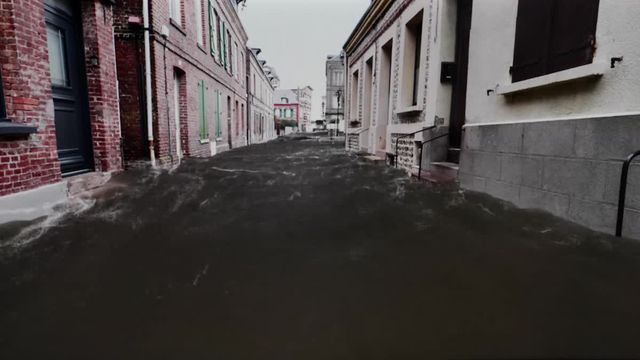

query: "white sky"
(239, 0), (371, 120)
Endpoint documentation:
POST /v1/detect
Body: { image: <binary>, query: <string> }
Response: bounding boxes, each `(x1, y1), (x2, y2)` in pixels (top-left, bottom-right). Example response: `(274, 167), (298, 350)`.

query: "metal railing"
(393, 125), (436, 168)
(417, 133), (449, 180)
(616, 150), (640, 237)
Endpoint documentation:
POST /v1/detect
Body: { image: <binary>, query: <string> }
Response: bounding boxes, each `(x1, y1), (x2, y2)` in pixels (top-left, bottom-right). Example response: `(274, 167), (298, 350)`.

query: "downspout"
(142, 0), (156, 166)
(344, 53), (349, 150)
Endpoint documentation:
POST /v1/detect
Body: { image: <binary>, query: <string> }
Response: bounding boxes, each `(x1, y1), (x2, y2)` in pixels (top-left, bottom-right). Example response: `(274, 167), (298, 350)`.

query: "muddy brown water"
(1, 137), (640, 359)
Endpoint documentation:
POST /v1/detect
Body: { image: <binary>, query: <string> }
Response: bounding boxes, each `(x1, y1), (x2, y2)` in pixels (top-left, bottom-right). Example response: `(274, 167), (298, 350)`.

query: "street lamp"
(335, 89), (342, 138)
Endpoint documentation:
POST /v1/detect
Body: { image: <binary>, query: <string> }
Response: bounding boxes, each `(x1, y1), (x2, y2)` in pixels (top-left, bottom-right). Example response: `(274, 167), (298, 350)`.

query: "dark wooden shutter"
(547, 0), (599, 74)
(512, 0), (554, 82)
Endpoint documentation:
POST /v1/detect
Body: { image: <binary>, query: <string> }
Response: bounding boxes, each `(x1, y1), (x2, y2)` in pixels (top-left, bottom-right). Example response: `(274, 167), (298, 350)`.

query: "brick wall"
(0, 0), (122, 197)
(116, 0), (249, 165)
(0, 0), (61, 196)
(82, 1), (123, 172)
(114, 0), (148, 163)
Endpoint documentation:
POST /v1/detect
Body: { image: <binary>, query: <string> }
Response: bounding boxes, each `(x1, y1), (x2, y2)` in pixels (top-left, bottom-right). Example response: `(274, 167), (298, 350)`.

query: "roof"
(274, 89), (299, 104)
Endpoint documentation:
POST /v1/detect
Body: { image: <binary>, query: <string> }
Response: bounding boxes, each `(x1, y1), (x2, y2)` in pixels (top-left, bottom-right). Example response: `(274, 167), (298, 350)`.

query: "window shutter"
(547, 0), (599, 74)
(208, 1), (216, 57)
(221, 22), (227, 68)
(198, 80), (208, 140)
(511, 0), (554, 82)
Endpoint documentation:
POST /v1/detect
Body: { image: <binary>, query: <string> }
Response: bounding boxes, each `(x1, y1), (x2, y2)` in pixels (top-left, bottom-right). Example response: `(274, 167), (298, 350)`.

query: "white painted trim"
(496, 62), (608, 95)
(463, 111), (640, 128)
(0, 182), (69, 224)
(396, 105), (424, 115)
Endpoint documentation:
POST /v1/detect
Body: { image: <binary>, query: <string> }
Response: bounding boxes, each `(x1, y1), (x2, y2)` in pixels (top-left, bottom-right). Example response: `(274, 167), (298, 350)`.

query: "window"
(46, 24), (69, 87)
(0, 69), (6, 119)
(208, 3), (218, 55)
(233, 42), (239, 78)
(226, 30), (232, 72)
(195, 0), (203, 46)
(198, 80), (208, 140)
(402, 10), (423, 107)
(215, 13), (222, 62)
(221, 22), (227, 68)
(170, 0), (182, 25)
(281, 97), (288, 104)
(512, 0), (600, 82)
(350, 70), (359, 120)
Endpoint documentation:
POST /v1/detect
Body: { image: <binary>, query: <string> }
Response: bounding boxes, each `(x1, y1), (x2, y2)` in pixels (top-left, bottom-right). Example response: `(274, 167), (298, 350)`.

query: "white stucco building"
(460, 0), (640, 239)
(344, 0), (640, 239)
(247, 48), (276, 143)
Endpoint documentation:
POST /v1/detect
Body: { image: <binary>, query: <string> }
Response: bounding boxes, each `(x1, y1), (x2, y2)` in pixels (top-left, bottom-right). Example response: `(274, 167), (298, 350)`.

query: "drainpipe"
(142, 0), (156, 167)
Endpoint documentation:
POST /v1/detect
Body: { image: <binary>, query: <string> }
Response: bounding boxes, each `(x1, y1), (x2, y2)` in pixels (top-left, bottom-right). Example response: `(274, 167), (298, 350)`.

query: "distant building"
(292, 86), (313, 132)
(247, 48), (276, 143)
(325, 54), (345, 134)
(274, 89), (300, 135)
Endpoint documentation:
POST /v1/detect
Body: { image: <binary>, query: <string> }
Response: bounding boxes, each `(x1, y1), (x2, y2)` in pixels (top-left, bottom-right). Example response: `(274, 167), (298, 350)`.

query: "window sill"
(169, 19), (187, 36)
(0, 118), (38, 137)
(396, 105), (423, 117)
(199, 138), (210, 145)
(496, 62), (608, 95)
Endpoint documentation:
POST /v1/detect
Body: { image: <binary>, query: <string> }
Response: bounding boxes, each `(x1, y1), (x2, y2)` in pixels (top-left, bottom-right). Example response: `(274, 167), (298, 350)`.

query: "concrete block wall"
(460, 115), (640, 239)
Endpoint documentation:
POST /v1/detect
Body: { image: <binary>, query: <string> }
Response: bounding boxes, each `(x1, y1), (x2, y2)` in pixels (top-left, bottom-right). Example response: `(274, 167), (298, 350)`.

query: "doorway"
(448, 0), (472, 154)
(227, 96), (232, 149)
(45, 0), (93, 175)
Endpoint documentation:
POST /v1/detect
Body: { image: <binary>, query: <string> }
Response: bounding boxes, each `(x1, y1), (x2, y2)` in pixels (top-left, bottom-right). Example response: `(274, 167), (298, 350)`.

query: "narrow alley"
(1, 137), (640, 359)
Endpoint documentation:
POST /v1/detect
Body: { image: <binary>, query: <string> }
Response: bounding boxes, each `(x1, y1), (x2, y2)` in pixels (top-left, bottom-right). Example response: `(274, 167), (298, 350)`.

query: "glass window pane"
(46, 24), (69, 87)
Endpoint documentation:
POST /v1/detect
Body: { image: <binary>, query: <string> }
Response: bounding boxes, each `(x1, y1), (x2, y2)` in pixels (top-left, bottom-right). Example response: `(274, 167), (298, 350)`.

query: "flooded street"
(1, 137), (640, 359)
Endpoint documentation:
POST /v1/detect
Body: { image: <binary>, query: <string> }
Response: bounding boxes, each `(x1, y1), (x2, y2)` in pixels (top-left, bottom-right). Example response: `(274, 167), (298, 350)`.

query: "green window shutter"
(198, 80), (208, 140)
(208, 1), (216, 57)
(221, 22), (227, 68)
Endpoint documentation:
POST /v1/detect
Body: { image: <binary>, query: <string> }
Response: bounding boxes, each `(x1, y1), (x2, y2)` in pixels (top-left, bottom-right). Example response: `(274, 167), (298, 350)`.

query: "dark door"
(449, 0), (473, 149)
(45, 1), (94, 175)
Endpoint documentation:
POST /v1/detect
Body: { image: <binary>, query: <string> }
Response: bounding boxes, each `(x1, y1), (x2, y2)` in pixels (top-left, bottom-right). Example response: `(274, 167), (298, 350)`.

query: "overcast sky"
(239, 0), (370, 120)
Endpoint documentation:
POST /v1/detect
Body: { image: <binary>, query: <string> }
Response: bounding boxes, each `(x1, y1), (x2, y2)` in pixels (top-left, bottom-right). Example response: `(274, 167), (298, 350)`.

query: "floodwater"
(1, 137), (640, 359)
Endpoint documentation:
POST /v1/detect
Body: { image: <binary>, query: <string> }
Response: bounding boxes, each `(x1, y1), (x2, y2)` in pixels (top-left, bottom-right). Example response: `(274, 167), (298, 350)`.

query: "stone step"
(361, 154), (386, 164)
(411, 162), (459, 184)
(447, 147), (461, 164)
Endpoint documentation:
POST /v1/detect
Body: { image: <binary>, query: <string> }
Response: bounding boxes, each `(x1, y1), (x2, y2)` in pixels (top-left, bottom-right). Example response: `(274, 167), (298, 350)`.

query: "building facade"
(325, 54), (345, 134)
(115, 0), (249, 165)
(459, 0), (640, 239)
(344, 0), (640, 239)
(344, 0), (466, 168)
(247, 48), (276, 144)
(292, 86), (313, 132)
(274, 89), (300, 135)
(0, 0), (122, 221)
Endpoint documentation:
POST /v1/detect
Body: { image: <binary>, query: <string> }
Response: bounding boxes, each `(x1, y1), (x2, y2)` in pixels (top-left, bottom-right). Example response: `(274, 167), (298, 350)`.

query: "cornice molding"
(343, 0), (394, 55)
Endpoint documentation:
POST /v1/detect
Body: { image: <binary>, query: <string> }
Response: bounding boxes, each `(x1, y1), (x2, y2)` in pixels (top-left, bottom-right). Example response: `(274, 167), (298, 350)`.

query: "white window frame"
(170, 0), (182, 25)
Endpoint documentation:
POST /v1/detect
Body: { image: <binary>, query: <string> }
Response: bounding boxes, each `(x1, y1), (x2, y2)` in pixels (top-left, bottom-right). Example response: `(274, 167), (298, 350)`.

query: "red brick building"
(0, 0), (121, 218)
(115, 0), (249, 165)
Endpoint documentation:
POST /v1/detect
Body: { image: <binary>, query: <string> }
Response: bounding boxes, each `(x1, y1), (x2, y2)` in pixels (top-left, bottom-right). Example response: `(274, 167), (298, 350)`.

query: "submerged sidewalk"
(1, 137), (640, 359)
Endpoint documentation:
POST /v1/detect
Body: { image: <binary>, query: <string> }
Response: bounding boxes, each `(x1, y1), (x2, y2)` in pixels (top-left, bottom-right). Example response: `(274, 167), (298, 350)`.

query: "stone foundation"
(460, 115), (640, 240)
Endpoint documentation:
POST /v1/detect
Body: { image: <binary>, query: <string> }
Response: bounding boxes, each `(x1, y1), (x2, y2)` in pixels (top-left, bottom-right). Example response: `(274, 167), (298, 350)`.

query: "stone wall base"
(460, 115), (640, 240)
